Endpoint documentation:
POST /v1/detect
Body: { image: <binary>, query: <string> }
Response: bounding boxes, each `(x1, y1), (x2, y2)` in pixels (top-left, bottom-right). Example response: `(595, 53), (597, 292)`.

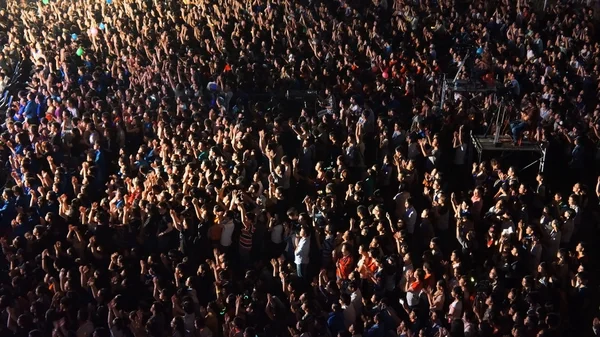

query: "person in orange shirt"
(356, 245), (378, 282)
(423, 263), (436, 290)
(336, 243), (355, 280)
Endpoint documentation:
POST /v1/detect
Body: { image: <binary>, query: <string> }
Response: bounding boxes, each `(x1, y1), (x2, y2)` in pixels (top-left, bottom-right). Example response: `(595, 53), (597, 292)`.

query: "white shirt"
(527, 49), (535, 60)
(540, 107), (551, 120)
(351, 289), (363, 313)
(67, 106), (79, 118)
(0, 76), (7, 93)
(570, 60), (579, 69)
(500, 220), (515, 236)
(88, 130), (99, 145)
(220, 219), (235, 247)
(350, 103), (362, 115)
(448, 300), (463, 321)
(342, 304), (357, 328)
(406, 289), (421, 307)
(294, 237), (310, 264)
(271, 224), (283, 244)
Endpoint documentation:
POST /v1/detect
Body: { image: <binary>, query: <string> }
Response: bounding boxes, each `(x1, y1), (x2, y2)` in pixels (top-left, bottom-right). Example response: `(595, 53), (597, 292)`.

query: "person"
(448, 287), (464, 324)
(218, 208), (235, 253)
(294, 226), (311, 279)
(336, 243), (355, 281)
(237, 199), (254, 267)
(327, 304), (346, 337)
(317, 87), (337, 117)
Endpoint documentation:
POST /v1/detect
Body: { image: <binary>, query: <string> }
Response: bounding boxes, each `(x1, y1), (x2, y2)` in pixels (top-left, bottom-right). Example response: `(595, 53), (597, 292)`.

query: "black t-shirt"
(95, 223), (114, 248)
(194, 272), (216, 306)
(269, 197), (289, 220)
(143, 215), (158, 237)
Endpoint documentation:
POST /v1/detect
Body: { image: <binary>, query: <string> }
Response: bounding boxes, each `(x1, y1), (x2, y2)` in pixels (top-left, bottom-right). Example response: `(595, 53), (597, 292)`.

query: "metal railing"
(0, 60), (22, 114)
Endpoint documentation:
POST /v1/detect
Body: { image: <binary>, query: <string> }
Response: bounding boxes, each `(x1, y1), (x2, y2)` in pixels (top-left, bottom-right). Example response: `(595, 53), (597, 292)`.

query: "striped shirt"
(239, 224), (254, 250)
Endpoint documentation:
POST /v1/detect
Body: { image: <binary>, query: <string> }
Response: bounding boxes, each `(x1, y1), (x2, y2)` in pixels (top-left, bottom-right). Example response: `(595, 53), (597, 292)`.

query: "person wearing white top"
(270, 220), (283, 244)
(268, 217), (284, 258)
(340, 294), (356, 328)
(540, 104), (551, 121)
(67, 106), (79, 118)
(220, 216), (235, 248)
(0, 74), (7, 93)
(294, 227), (310, 278)
(448, 287), (463, 323)
(526, 47), (535, 60)
(350, 285), (363, 314)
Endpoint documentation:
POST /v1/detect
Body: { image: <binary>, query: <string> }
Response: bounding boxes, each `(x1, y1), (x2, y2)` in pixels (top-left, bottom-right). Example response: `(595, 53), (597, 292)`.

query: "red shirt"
(424, 273), (435, 289)
(336, 255), (355, 280)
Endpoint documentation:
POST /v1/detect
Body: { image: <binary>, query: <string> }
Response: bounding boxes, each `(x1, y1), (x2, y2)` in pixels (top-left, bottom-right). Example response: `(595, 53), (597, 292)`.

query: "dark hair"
(28, 330), (43, 337)
(183, 301), (194, 314)
(452, 286), (463, 299)
(93, 327), (111, 337)
(243, 327), (256, 337)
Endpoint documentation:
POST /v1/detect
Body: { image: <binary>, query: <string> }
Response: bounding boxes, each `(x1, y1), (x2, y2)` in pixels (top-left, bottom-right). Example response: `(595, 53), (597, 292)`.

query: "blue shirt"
(13, 144), (25, 156)
(24, 100), (39, 121)
(0, 199), (16, 228)
(95, 150), (106, 173)
(366, 323), (384, 337)
(327, 312), (345, 337)
(16, 103), (26, 121)
(77, 74), (92, 86)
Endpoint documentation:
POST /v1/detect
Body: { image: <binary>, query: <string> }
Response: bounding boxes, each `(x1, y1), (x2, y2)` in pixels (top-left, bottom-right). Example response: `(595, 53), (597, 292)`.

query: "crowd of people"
(0, 0), (600, 336)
